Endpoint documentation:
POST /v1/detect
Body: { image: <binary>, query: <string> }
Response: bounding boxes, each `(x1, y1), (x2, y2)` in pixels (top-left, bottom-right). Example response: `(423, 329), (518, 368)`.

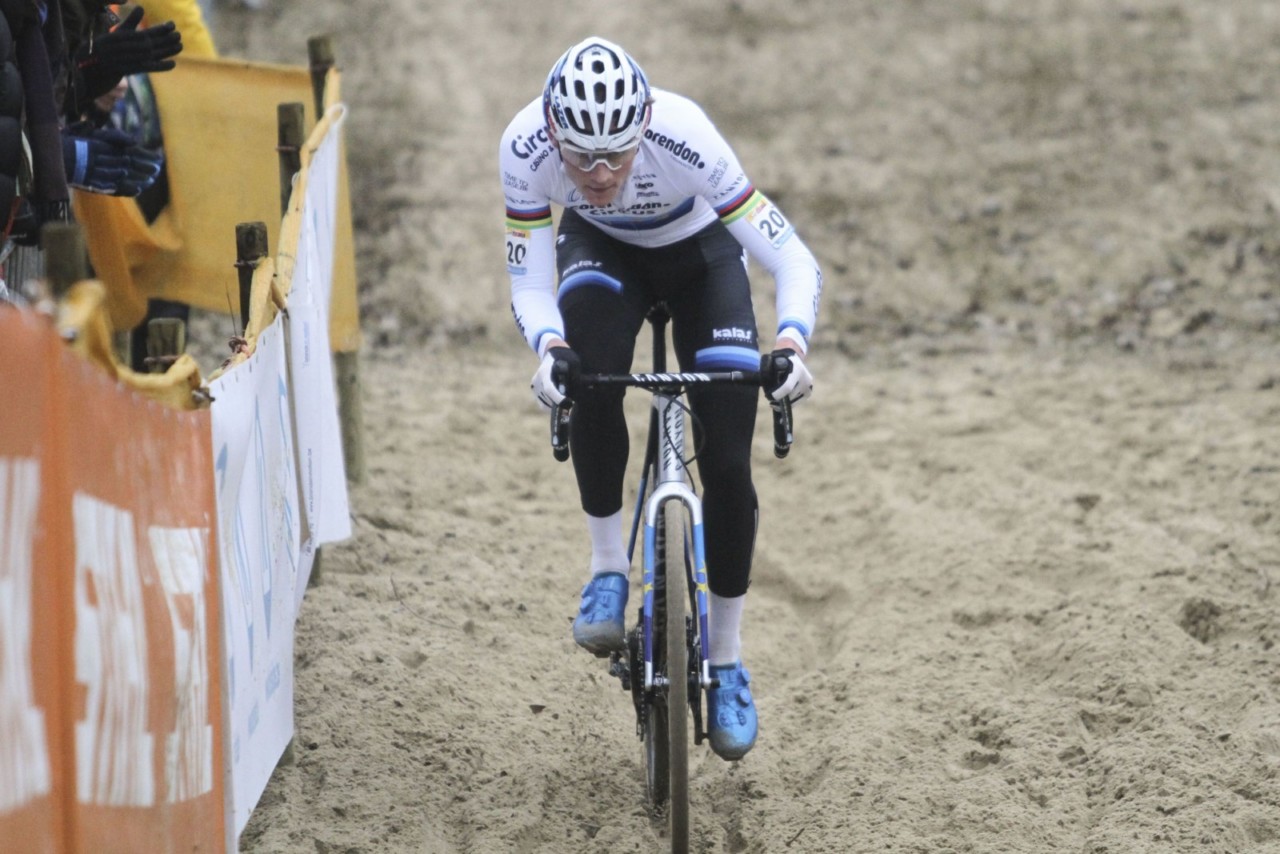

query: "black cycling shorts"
(555, 209), (760, 597)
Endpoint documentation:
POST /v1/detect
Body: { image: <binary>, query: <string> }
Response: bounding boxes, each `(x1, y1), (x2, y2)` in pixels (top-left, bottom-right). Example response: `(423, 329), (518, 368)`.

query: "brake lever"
(761, 353), (795, 459)
(550, 402), (572, 461)
(770, 398), (792, 459)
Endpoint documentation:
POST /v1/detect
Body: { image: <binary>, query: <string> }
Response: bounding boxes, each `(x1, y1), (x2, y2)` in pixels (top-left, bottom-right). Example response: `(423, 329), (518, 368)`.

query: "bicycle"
(549, 305), (795, 853)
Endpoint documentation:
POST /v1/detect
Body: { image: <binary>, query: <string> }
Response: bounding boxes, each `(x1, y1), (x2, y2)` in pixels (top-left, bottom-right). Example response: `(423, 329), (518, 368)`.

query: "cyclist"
(500, 36), (822, 761)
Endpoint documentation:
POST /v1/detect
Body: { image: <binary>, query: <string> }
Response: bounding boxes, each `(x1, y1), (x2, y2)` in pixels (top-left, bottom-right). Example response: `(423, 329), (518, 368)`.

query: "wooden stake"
(277, 102), (305, 217)
(41, 222), (87, 298)
(334, 350), (365, 484)
(234, 221), (268, 333)
(307, 35), (335, 119)
(146, 317), (186, 373)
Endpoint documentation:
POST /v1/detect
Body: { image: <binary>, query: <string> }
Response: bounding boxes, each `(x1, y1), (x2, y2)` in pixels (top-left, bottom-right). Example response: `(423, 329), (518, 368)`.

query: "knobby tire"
(643, 501), (691, 852)
(663, 502), (690, 852)
(645, 505), (670, 806)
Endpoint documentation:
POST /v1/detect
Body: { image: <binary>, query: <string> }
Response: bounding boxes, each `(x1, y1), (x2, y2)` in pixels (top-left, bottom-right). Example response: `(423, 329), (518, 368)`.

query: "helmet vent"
(617, 105), (635, 132)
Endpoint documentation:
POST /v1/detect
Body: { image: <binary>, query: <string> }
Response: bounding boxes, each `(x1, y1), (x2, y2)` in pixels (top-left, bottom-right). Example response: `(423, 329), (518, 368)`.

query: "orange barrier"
(0, 308), (227, 854)
(0, 310), (68, 854)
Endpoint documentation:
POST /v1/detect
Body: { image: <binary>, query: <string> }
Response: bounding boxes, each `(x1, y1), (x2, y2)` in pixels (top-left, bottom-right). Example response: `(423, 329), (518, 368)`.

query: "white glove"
(530, 346), (580, 411)
(767, 349), (813, 405)
(531, 353), (564, 411)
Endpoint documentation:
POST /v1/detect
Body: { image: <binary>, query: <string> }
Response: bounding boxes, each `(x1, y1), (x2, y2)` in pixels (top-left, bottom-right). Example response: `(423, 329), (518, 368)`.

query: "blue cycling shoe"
(572, 571), (629, 656)
(707, 661), (757, 760)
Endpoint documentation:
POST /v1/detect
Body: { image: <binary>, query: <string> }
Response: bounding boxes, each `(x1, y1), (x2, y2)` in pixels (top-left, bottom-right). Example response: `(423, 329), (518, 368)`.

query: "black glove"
(760, 348), (814, 404)
(549, 346), (582, 399)
(76, 7), (183, 102)
(61, 125), (163, 196)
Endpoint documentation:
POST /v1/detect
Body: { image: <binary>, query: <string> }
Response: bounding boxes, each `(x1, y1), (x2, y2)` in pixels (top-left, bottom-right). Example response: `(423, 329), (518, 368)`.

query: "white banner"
(209, 318), (299, 837)
(285, 302), (348, 609)
(290, 106), (352, 596)
(293, 106), (347, 314)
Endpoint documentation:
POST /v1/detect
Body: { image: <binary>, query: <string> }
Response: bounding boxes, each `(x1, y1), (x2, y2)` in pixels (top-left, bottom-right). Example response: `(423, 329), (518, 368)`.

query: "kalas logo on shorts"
(712, 327), (754, 343)
(644, 130), (705, 169)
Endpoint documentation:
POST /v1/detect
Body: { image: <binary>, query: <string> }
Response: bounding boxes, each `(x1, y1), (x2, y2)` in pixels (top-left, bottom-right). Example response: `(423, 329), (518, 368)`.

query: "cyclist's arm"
(719, 189), (823, 355)
(500, 115), (565, 356)
(674, 96), (822, 354)
(504, 203), (564, 355)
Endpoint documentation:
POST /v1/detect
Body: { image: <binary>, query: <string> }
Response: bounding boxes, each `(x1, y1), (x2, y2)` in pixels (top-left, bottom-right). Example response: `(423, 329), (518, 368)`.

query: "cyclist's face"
(555, 140), (637, 207)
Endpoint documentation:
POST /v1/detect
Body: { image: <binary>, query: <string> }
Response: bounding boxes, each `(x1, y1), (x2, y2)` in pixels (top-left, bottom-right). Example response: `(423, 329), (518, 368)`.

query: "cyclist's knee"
(700, 455), (753, 495)
(574, 382), (625, 411)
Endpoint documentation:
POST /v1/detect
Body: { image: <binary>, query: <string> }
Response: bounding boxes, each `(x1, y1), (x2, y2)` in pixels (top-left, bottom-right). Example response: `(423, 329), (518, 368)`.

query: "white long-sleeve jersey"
(500, 88), (823, 357)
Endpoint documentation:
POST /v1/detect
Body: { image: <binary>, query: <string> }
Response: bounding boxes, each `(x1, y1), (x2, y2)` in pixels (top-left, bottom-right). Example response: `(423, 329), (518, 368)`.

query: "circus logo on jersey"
(510, 126), (552, 161)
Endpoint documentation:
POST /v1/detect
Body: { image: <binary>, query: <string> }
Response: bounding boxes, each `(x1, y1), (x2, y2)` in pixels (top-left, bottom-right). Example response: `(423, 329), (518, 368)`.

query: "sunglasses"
(559, 141), (640, 172)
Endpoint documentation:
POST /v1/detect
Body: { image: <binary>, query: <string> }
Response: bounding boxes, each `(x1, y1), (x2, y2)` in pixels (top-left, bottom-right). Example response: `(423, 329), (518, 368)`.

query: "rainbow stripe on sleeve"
(715, 185), (761, 225)
(505, 204), (554, 230)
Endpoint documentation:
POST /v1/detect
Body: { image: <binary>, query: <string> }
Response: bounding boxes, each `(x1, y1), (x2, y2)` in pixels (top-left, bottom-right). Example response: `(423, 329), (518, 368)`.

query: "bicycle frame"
(640, 389), (712, 697)
(546, 304), (793, 848)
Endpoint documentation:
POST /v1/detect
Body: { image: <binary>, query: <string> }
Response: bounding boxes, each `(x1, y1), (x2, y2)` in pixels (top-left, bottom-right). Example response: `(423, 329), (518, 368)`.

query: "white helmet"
(543, 37), (651, 152)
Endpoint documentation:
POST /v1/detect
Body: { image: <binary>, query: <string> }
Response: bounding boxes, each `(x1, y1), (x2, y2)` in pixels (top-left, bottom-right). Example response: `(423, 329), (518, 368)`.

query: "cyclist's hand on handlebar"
(531, 345), (581, 411)
(761, 347), (814, 405)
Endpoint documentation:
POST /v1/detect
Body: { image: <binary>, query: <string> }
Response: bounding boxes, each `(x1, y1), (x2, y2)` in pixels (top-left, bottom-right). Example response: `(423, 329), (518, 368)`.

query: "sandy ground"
(204, 1), (1280, 851)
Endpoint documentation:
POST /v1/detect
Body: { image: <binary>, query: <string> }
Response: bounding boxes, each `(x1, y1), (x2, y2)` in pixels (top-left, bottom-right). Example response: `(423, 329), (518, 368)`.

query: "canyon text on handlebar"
(549, 368), (794, 462)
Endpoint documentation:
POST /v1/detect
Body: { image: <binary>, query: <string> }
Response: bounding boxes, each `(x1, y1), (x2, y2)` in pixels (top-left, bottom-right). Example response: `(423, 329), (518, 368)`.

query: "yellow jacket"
(133, 0), (218, 58)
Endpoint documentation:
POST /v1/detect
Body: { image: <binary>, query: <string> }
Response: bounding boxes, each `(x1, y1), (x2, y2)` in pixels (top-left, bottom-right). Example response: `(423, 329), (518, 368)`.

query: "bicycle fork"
(640, 393), (713, 699)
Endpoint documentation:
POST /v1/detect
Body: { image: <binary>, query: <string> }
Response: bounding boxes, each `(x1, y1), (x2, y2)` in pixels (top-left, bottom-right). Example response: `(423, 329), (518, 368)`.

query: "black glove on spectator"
(61, 126), (163, 196)
(77, 7), (183, 102)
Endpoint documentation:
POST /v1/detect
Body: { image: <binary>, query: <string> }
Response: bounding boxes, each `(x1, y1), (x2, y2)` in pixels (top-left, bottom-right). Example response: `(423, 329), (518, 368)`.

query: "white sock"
(708, 592), (746, 666)
(586, 510), (629, 578)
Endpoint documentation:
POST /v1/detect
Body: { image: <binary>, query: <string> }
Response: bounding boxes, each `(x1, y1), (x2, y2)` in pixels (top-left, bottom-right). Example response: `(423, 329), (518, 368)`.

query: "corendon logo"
(643, 130), (705, 169)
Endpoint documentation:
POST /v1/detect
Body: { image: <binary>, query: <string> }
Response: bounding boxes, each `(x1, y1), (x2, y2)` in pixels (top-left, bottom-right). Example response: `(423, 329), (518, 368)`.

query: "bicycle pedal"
(608, 654), (631, 690)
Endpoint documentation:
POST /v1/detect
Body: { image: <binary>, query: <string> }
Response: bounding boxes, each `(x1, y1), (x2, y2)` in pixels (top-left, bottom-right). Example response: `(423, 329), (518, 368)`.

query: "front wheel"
(644, 502), (669, 807)
(642, 502), (690, 851)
